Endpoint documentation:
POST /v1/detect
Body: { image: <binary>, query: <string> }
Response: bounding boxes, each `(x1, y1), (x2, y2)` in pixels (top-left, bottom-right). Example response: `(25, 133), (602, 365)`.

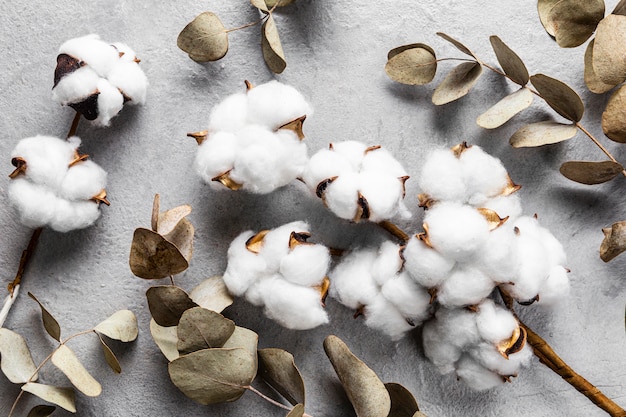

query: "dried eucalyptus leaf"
(386, 383), (420, 417)
(489, 36), (529, 85)
(94, 310), (138, 342)
(129, 228), (189, 279)
(28, 292), (61, 342)
(96, 334), (122, 374)
(163, 218), (194, 263)
(432, 62), (482, 105)
(613, 0), (626, 15)
(258, 348), (305, 406)
(51, 345), (102, 397)
(22, 383), (76, 413)
(146, 285), (198, 327)
(287, 404), (305, 417)
(559, 160), (623, 184)
(157, 204), (192, 236)
(0, 328), (38, 383)
(584, 40), (615, 94)
(150, 318), (180, 361)
(223, 326), (259, 369)
(189, 275), (234, 313)
(385, 44), (437, 85)
(168, 348), (257, 404)
(251, 0), (269, 12)
(538, 0), (560, 36)
(265, 0), (296, 6)
(509, 121), (577, 147)
(177, 307), (235, 354)
(593, 15), (626, 86)
(435, 32), (476, 58)
(476, 87), (533, 129)
(548, 0), (604, 48)
(262, 15), (287, 74)
(600, 221), (626, 262)
(151, 194), (160, 232)
(602, 85), (626, 142)
(26, 405), (56, 417)
(530, 74), (584, 122)
(323, 335), (391, 417)
(177, 12), (228, 62)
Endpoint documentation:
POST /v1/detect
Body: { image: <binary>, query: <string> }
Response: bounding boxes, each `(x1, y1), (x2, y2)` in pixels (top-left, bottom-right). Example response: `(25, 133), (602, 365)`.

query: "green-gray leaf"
(385, 44), (437, 85)
(432, 62), (482, 105)
(177, 307), (235, 354)
(559, 160), (624, 184)
(287, 404), (305, 417)
(146, 285), (198, 327)
(258, 348), (305, 406)
(22, 383), (76, 413)
(262, 15), (286, 74)
(28, 292), (61, 342)
(0, 328), (38, 383)
(489, 35), (529, 85)
(129, 228), (189, 279)
(584, 40), (615, 94)
(592, 15), (626, 86)
(189, 275), (234, 313)
(510, 121), (577, 147)
(177, 12), (228, 62)
(150, 319), (180, 361)
(548, 0), (604, 48)
(530, 74), (584, 122)
(538, 0), (560, 36)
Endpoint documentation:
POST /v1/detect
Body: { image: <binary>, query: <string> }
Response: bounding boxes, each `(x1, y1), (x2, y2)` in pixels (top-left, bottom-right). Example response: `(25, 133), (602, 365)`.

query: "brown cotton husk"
(289, 231), (312, 250)
(600, 221), (626, 262)
(91, 189), (110, 206)
(496, 325), (527, 359)
(54, 53), (83, 88)
(246, 230), (270, 254)
(477, 208), (509, 231)
(9, 157), (27, 178)
(212, 170), (243, 190)
(315, 276), (331, 306)
(187, 130), (208, 145)
(278, 115), (306, 140)
(69, 92), (100, 121)
(354, 192), (370, 222)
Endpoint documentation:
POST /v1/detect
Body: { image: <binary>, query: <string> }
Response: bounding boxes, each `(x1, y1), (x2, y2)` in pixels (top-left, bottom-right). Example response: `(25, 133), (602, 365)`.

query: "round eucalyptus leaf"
(584, 40), (615, 94)
(548, 0), (604, 48)
(509, 121), (577, 147)
(146, 285), (198, 327)
(385, 44), (437, 85)
(163, 218), (194, 263)
(477, 87), (533, 129)
(600, 221), (626, 262)
(177, 307), (235, 354)
(386, 383), (420, 417)
(129, 228), (189, 279)
(150, 319), (180, 361)
(559, 160), (623, 185)
(189, 275), (234, 313)
(22, 383), (76, 413)
(157, 204), (192, 236)
(602, 85), (626, 142)
(530, 74), (584, 122)
(593, 14), (626, 86)
(177, 12), (228, 62)
(538, 0), (560, 36)
(94, 309), (138, 342)
(432, 62), (482, 105)
(258, 348), (306, 406)
(489, 35), (529, 85)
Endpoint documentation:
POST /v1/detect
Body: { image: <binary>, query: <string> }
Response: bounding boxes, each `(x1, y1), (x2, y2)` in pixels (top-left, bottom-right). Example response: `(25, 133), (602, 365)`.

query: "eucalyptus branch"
(246, 385), (313, 417)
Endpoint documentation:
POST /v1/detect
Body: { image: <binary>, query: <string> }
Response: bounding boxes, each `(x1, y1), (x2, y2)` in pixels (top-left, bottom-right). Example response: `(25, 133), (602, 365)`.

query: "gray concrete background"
(0, 1), (625, 416)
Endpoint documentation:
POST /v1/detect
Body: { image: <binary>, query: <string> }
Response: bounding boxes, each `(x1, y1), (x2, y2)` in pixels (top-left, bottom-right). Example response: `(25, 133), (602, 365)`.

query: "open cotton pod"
(52, 34), (148, 126)
(192, 80), (311, 194)
(8, 135), (108, 232)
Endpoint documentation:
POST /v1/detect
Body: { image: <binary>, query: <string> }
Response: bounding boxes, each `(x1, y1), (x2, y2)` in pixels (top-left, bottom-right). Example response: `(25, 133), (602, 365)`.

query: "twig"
(378, 220), (409, 244)
(246, 385), (312, 417)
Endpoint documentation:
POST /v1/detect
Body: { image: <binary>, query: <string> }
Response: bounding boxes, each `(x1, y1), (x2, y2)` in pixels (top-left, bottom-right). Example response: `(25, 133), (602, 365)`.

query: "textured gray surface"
(0, 1), (625, 416)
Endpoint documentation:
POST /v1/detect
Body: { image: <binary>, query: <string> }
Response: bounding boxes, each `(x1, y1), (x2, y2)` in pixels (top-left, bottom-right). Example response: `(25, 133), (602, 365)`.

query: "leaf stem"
(246, 385), (312, 417)
(225, 0), (283, 33)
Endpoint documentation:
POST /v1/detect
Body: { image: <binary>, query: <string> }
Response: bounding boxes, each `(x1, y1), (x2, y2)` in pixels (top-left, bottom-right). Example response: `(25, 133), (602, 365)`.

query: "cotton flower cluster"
(330, 241), (432, 340)
(223, 221), (330, 330)
(8, 135), (108, 232)
(193, 81), (311, 194)
(302, 141), (411, 222)
(422, 299), (533, 390)
(52, 34), (148, 126)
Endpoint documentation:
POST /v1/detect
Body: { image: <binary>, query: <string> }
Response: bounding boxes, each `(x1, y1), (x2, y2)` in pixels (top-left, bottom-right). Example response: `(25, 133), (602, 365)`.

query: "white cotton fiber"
(537, 265), (570, 305)
(437, 266), (495, 308)
(111, 42), (138, 62)
(324, 173), (360, 220)
(108, 61), (148, 104)
(364, 294), (416, 340)
(60, 160), (107, 200)
(51, 199), (101, 232)
(475, 299), (518, 344)
(329, 141), (368, 171)
(460, 145), (510, 200)
(223, 231), (269, 296)
(361, 146), (408, 178)
(11, 136), (77, 188)
(505, 233), (551, 302)
(421, 321), (461, 374)
(207, 93), (248, 133)
(330, 248), (379, 309)
(381, 272), (431, 321)
(435, 307), (481, 348)
(280, 244), (330, 287)
(480, 194), (522, 221)
(404, 235), (456, 288)
(472, 342), (532, 376)
(455, 355), (504, 391)
(473, 224), (517, 282)
(194, 131), (239, 185)
(371, 241), (403, 286)
(246, 80), (312, 129)
(301, 149), (351, 193)
(260, 221), (309, 271)
(94, 78), (124, 126)
(59, 34), (119, 77)
(8, 179), (57, 229)
(358, 172), (404, 222)
(419, 149), (465, 202)
(52, 66), (100, 105)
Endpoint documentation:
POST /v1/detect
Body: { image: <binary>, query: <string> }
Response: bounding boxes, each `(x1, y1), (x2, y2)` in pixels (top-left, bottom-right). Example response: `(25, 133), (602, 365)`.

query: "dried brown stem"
(246, 385), (312, 417)
(7, 228), (43, 295)
(378, 220), (409, 244)
(67, 111), (81, 138)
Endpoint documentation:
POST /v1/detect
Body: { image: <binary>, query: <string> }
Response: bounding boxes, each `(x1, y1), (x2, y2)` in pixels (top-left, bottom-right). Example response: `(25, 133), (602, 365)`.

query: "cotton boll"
(424, 202), (490, 262)
(94, 78), (124, 126)
(60, 160), (107, 201)
(364, 294), (415, 341)
(359, 172), (404, 222)
(437, 266), (495, 308)
(111, 42), (138, 62)
(194, 131), (239, 186)
(329, 141), (367, 171)
(474, 224), (517, 283)
(50, 199), (101, 232)
(223, 231), (269, 296)
(330, 248), (379, 309)
(58, 34), (119, 77)
(301, 148), (352, 193)
(8, 179), (58, 229)
(324, 172), (360, 221)
(505, 234), (551, 302)
(52, 66), (100, 105)
(421, 321), (460, 374)
(472, 342), (532, 376)
(361, 146), (408, 178)
(208, 93), (248, 133)
(381, 272), (431, 321)
(538, 227), (567, 266)
(371, 241), (403, 286)
(280, 244), (330, 287)
(260, 221), (309, 271)
(404, 235), (456, 288)
(11, 136), (77, 189)
(419, 149), (465, 202)
(273, 130), (309, 183)
(475, 300), (518, 344)
(435, 307), (481, 349)
(479, 194), (522, 221)
(537, 265), (570, 305)
(460, 146), (509, 199)
(246, 81), (312, 129)
(455, 354), (504, 391)
(108, 61), (148, 104)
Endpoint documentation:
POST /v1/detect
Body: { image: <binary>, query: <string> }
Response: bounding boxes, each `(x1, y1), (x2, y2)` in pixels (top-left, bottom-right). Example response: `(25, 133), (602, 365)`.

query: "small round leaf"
(602, 85), (626, 142)
(601, 221), (626, 262)
(94, 309), (138, 342)
(262, 15), (287, 74)
(538, 0), (561, 36)
(510, 121), (578, 147)
(157, 204), (192, 236)
(177, 12), (228, 62)
(129, 228), (189, 279)
(177, 307), (236, 354)
(559, 160), (623, 184)
(0, 328), (38, 383)
(548, 0), (604, 48)
(22, 384), (76, 413)
(258, 348), (306, 406)
(477, 87), (533, 129)
(385, 44), (437, 85)
(584, 40), (615, 94)
(223, 326), (259, 369)
(489, 36), (529, 85)
(530, 74), (584, 122)
(163, 218), (194, 263)
(146, 285), (198, 327)
(593, 15), (626, 86)
(432, 62), (482, 105)
(51, 345), (102, 397)
(189, 275), (234, 313)
(150, 319), (180, 361)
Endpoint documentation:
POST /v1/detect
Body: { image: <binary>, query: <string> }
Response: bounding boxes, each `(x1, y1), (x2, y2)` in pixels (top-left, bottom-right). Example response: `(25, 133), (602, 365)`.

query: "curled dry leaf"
(177, 307), (236, 354)
(385, 44), (437, 85)
(94, 309), (138, 342)
(432, 62), (483, 105)
(129, 228), (189, 279)
(28, 292), (61, 342)
(151, 193), (160, 232)
(146, 285), (198, 327)
(510, 121), (577, 147)
(600, 221), (626, 262)
(385, 383), (422, 417)
(150, 318), (180, 361)
(476, 87), (533, 129)
(530, 74), (584, 122)
(163, 218), (194, 263)
(258, 348), (306, 406)
(584, 40), (615, 94)
(287, 404), (305, 417)
(323, 335), (391, 417)
(602, 85), (626, 143)
(177, 12), (229, 62)
(22, 383), (76, 413)
(0, 328), (38, 383)
(489, 36), (529, 86)
(436, 32), (477, 59)
(548, 0), (604, 48)
(189, 275), (234, 313)
(251, 0), (270, 12)
(157, 203), (192, 236)
(168, 348), (257, 404)
(51, 345), (102, 397)
(262, 15), (287, 74)
(559, 160), (624, 185)
(592, 14), (626, 86)
(96, 333), (122, 374)
(538, 0), (560, 36)
(26, 405), (56, 417)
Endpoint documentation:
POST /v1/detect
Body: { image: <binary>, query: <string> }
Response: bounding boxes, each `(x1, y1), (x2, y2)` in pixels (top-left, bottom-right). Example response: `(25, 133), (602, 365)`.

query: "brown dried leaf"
(250, 0), (269, 12)
(530, 74), (584, 122)
(177, 12), (228, 62)
(287, 404), (305, 417)
(223, 326), (259, 371)
(265, 0), (296, 6)
(94, 309), (138, 342)
(613, 0), (626, 15)
(150, 319), (180, 361)
(559, 160), (623, 184)
(432, 62), (482, 105)
(436, 32), (476, 58)
(129, 228), (189, 279)
(584, 40), (615, 94)
(0, 328), (38, 383)
(476, 87), (533, 129)
(386, 383), (420, 417)
(258, 348), (305, 406)
(262, 15), (286, 74)
(26, 405), (56, 417)
(146, 285), (198, 327)
(510, 121), (577, 147)
(96, 334), (122, 374)
(323, 335), (391, 417)
(489, 36), (529, 86)
(177, 307), (235, 354)
(51, 345), (102, 397)
(163, 218), (194, 263)
(151, 194), (160, 232)
(548, 0), (604, 48)
(602, 85), (626, 142)
(189, 275), (234, 313)
(385, 44), (437, 85)
(22, 384), (75, 413)
(538, 0), (560, 36)
(593, 14), (626, 86)
(28, 292), (61, 342)
(157, 204), (192, 236)
(600, 221), (626, 262)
